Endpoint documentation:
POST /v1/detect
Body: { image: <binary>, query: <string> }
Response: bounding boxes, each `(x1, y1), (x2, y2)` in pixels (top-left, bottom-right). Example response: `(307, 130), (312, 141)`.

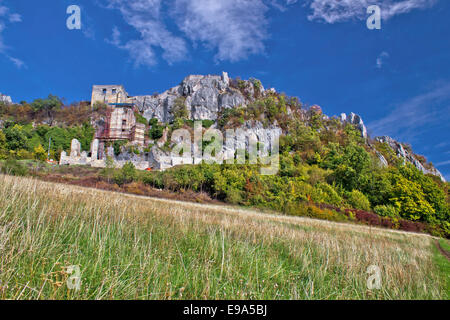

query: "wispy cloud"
(173, 0), (269, 63)
(435, 141), (449, 149)
(435, 160), (450, 166)
(368, 82), (450, 141)
(0, 1), (25, 68)
(103, 0), (188, 68)
(376, 51), (389, 69)
(306, 0), (436, 24)
(103, 0), (277, 66)
(101, 0), (437, 68)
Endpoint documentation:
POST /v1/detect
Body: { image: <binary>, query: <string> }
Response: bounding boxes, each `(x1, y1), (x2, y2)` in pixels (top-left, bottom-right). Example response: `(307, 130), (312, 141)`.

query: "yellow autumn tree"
(34, 144), (47, 161)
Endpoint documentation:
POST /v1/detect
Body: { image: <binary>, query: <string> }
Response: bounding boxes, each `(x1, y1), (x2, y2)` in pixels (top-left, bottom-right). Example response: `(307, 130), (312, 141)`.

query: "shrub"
(114, 162), (137, 186)
(316, 183), (343, 206)
(134, 112), (148, 125)
(149, 118), (159, 126)
(149, 125), (164, 140)
(0, 159), (29, 176)
(389, 174), (435, 221)
(16, 149), (34, 160)
(113, 140), (128, 156)
(346, 190), (371, 211)
(286, 204), (348, 222)
(172, 97), (188, 120)
(225, 188), (243, 205)
(34, 144), (47, 161)
(202, 120), (215, 129)
(374, 205), (399, 219)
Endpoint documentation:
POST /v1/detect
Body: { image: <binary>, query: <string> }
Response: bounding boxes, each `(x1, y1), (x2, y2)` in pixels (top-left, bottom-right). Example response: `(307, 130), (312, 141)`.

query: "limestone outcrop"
(0, 93), (12, 104)
(340, 112), (367, 139)
(134, 72), (250, 122)
(375, 136), (446, 182)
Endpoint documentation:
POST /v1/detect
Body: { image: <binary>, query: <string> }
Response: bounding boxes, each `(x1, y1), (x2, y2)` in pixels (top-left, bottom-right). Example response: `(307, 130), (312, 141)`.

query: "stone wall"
(60, 138), (151, 170)
(107, 106), (136, 140)
(91, 85), (130, 106)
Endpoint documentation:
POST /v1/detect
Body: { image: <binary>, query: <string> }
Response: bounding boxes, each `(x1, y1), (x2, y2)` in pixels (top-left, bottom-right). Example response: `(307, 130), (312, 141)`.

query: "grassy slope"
(434, 239), (450, 299)
(0, 174), (447, 300)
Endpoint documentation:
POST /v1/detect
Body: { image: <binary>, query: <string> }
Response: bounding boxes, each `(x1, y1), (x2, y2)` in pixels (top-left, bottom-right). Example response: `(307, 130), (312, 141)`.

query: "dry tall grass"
(0, 174), (445, 299)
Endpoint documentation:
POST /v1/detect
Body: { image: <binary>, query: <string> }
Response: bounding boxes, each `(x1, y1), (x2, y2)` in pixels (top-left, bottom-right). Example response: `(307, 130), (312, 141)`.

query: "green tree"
(346, 190), (371, 211)
(389, 174), (435, 221)
(149, 125), (164, 140)
(172, 97), (188, 120)
(100, 156), (115, 183)
(34, 144), (47, 161)
(4, 124), (28, 151)
(0, 130), (7, 159)
(324, 143), (372, 191)
(31, 94), (63, 125)
(114, 162), (137, 186)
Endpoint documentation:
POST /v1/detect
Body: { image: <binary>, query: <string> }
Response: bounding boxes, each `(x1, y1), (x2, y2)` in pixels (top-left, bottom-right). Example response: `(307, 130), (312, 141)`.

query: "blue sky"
(0, 0), (449, 179)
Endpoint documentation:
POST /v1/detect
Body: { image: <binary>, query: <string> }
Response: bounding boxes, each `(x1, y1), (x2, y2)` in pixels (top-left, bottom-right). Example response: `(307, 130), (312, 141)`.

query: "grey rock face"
(219, 91), (246, 110)
(0, 93), (12, 104)
(376, 151), (388, 168)
(134, 72), (248, 122)
(375, 136), (446, 182)
(231, 120), (281, 157)
(340, 112), (368, 139)
(116, 151), (147, 163)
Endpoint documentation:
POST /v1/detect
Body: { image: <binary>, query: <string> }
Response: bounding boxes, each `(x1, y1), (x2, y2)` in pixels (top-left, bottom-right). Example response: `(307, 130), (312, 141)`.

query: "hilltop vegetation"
(0, 175), (447, 300)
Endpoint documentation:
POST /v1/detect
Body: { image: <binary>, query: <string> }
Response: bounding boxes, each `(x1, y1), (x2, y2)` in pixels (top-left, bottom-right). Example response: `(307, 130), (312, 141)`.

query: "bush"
(113, 140), (128, 156)
(149, 118), (159, 126)
(374, 205), (399, 219)
(202, 120), (215, 129)
(114, 162), (137, 186)
(0, 159), (29, 176)
(135, 112), (148, 125)
(34, 144), (47, 161)
(346, 190), (371, 211)
(316, 183), (343, 206)
(286, 204), (348, 222)
(16, 149), (34, 160)
(225, 187), (243, 205)
(149, 125), (164, 140)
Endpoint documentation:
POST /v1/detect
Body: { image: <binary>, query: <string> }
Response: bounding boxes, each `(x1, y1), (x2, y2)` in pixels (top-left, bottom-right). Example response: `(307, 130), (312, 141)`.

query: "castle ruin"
(60, 85), (148, 169)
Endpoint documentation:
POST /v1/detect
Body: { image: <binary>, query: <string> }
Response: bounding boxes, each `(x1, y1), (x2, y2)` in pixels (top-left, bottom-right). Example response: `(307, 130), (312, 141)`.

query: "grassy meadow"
(0, 174), (448, 300)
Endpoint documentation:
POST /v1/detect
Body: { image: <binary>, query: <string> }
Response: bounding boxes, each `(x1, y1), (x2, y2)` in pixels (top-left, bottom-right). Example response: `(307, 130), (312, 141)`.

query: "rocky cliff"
(374, 136), (446, 182)
(126, 72), (447, 182)
(0, 93), (12, 104)
(135, 72), (251, 122)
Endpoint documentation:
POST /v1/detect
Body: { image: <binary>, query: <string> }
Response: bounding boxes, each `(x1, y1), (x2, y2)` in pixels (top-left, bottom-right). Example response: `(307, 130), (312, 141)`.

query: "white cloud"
(104, 0), (271, 66)
(376, 51), (389, 69)
(435, 160), (450, 167)
(104, 0), (187, 67)
(174, 0), (269, 62)
(7, 55), (25, 68)
(306, 0), (436, 23)
(368, 82), (450, 141)
(8, 13), (21, 23)
(0, 1), (24, 68)
(102, 0), (438, 67)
